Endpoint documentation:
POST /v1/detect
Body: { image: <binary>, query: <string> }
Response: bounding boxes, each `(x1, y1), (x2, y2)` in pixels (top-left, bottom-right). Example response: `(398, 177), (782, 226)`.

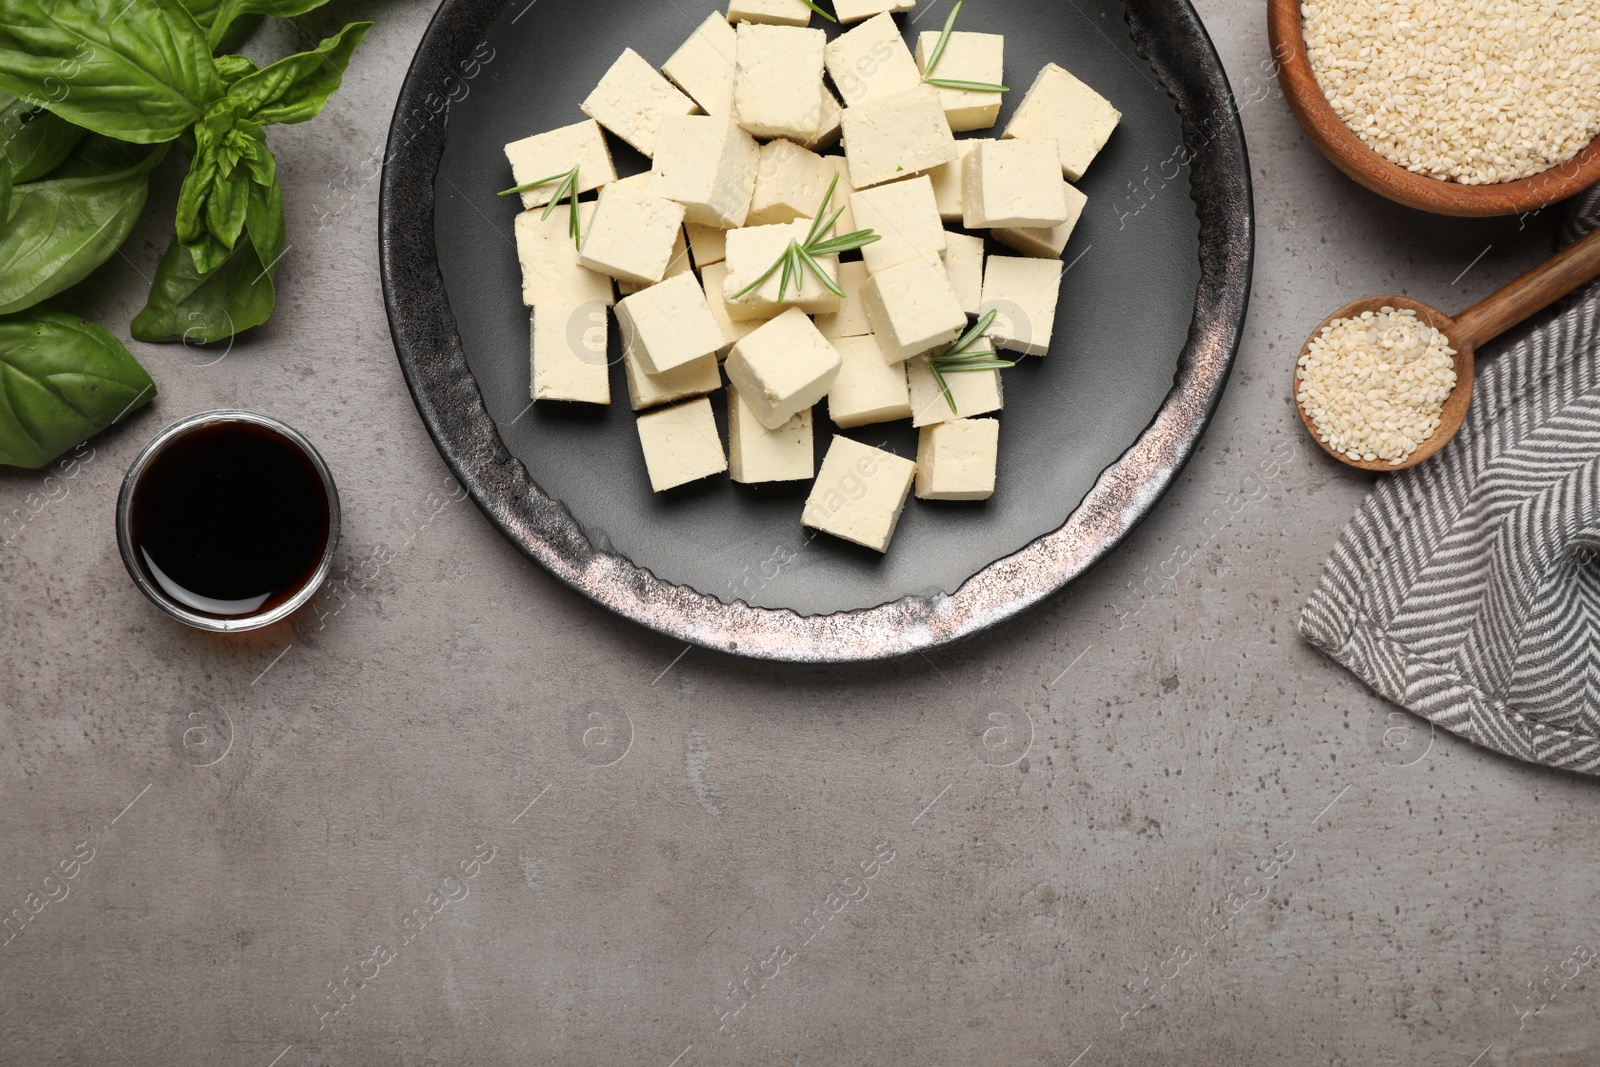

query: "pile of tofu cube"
(505, 0), (1119, 554)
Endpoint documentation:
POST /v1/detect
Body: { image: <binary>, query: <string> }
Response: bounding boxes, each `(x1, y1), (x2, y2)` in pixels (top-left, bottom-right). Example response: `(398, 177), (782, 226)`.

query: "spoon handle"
(1452, 227), (1600, 350)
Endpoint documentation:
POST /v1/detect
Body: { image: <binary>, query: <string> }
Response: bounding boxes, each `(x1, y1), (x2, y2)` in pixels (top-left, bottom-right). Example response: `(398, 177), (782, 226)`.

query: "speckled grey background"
(2, 2), (1596, 1065)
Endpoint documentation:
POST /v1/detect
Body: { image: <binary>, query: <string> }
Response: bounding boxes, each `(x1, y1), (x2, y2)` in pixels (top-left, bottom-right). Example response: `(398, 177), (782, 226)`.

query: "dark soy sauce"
(129, 422), (330, 618)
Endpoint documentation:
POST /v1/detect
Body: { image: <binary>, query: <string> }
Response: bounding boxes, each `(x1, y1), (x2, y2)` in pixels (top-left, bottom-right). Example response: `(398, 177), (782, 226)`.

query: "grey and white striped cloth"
(1300, 186), (1600, 775)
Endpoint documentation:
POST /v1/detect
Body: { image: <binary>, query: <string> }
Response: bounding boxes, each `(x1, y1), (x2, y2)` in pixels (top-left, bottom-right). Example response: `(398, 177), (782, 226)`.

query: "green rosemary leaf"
(778, 242), (798, 301)
(808, 229), (881, 257)
(800, 0), (839, 23)
(929, 364), (958, 413)
(925, 77), (1009, 93)
(797, 244), (845, 297)
(805, 174), (842, 247)
(944, 308), (998, 357)
(924, 0), (962, 79)
(499, 166), (575, 198)
(732, 250), (787, 299)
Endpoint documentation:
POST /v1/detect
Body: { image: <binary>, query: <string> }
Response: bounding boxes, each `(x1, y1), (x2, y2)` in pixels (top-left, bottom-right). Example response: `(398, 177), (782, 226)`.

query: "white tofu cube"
(992, 182), (1088, 258)
(664, 12), (738, 116)
(907, 339), (1003, 425)
(812, 261), (873, 340)
(722, 218), (841, 321)
(734, 24), (827, 141)
(514, 201), (614, 307)
(615, 272), (729, 374)
(850, 174), (946, 274)
(608, 171), (653, 192)
(649, 114), (760, 228)
(579, 184), (688, 287)
(700, 261), (767, 355)
(616, 224), (692, 295)
(727, 0), (814, 26)
(503, 120), (617, 210)
(915, 417), (998, 500)
(825, 13), (922, 107)
(980, 255), (1062, 355)
(623, 345), (722, 412)
(840, 85), (958, 189)
(686, 222), (728, 266)
(962, 138), (1071, 229)
(915, 31), (1005, 132)
(581, 49), (701, 158)
(531, 303), (610, 405)
(923, 140), (977, 221)
(823, 156), (859, 233)
(748, 139), (836, 226)
(1004, 63), (1122, 180)
(833, 0), (916, 22)
(801, 437), (916, 553)
(728, 386), (814, 483)
(636, 397), (727, 491)
(943, 231), (985, 317)
(724, 307), (842, 429)
(861, 256), (967, 363)
(827, 333), (912, 427)
(801, 85), (844, 151)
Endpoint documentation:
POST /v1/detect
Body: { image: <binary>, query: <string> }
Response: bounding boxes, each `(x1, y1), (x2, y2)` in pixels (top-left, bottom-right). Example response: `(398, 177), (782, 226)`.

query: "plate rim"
(377, 0), (1255, 664)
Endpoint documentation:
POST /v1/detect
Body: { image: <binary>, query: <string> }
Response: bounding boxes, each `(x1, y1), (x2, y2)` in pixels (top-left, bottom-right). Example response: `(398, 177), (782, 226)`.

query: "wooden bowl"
(1268, 0), (1600, 217)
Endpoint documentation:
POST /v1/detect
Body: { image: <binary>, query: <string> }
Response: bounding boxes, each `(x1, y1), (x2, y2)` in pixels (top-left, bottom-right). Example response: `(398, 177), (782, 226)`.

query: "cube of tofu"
(724, 307), (843, 429)
(615, 272), (729, 374)
(801, 85), (844, 152)
(608, 171), (654, 192)
(727, 0), (814, 26)
(801, 437), (917, 553)
(664, 12), (738, 116)
(617, 225), (692, 296)
(635, 397), (727, 491)
(828, 333), (912, 427)
(915, 31), (1005, 131)
(515, 201), (614, 307)
(812, 261), (873, 340)
(907, 339), (1004, 426)
(649, 114), (760, 228)
(825, 13), (923, 107)
(748, 139), (836, 226)
(1004, 63), (1122, 180)
(531, 303), (611, 404)
(581, 49), (701, 158)
(861, 256), (967, 363)
(700, 261), (767, 355)
(623, 345), (722, 412)
(943, 231), (985, 317)
(833, 0), (916, 22)
(962, 138), (1071, 229)
(579, 184), (688, 287)
(980, 255), (1062, 355)
(924, 140), (978, 221)
(992, 182), (1088, 258)
(850, 174), (946, 274)
(734, 24), (827, 142)
(503, 120), (617, 210)
(686, 222), (728, 266)
(915, 417), (998, 500)
(840, 86), (958, 189)
(729, 386), (814, 483)
(722, 219), (841, 321)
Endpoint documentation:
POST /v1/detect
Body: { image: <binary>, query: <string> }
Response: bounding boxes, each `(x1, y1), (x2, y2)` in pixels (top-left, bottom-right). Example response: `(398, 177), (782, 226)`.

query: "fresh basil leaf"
(212, 54), (260, 89)
(0, 308), (156, 468)
(133, 178), (283, 344)
(0, 90), (87, 183)
(175, 112), (270, 274)
(0, 0), (221, 145)
(0, 138), (166, 315)
(221, 21), (372, 127)
(0, 162), (11, 224)
(206, 0), (333, 50)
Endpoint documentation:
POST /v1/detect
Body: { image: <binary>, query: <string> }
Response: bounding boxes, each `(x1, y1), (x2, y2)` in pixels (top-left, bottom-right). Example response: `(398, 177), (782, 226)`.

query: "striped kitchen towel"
(1300, 186), (1600, 774)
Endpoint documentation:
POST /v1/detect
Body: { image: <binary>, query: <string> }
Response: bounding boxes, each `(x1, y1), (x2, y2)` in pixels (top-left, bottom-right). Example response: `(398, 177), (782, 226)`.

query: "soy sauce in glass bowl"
(116, 411), (340, 632)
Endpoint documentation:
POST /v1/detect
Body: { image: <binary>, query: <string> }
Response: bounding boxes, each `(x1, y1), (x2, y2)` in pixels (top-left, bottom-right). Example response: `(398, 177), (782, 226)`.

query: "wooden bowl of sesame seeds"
(1268, 0), (1600, 217)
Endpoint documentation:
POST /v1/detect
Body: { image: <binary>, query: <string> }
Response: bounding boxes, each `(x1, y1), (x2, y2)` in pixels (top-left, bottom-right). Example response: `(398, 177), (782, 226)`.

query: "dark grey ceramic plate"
(379, 0), (1252, 663)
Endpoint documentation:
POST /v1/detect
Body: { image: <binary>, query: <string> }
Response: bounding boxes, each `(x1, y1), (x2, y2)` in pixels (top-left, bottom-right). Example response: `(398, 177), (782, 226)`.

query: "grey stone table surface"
(2, 1), (1597, 1064)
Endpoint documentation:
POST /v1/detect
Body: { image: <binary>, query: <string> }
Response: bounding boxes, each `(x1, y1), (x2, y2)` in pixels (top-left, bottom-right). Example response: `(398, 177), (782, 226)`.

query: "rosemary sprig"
(733, 174), (879, 302)
(925, 309), (1016, 414)
(922, 2), (1009, 94)
(800, 0), (838, 22)
(498, 164), (582, 248)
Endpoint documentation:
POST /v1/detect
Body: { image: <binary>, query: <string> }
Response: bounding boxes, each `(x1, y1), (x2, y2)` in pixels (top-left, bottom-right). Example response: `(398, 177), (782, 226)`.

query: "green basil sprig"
(0, 309), (156, 468)
(0, 137), (167, 315)
(0, 0), (220, 144)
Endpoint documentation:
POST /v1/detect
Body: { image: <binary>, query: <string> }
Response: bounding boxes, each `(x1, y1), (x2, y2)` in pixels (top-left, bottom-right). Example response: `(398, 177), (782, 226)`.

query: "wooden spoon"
(1295, 228), (1600, 472)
